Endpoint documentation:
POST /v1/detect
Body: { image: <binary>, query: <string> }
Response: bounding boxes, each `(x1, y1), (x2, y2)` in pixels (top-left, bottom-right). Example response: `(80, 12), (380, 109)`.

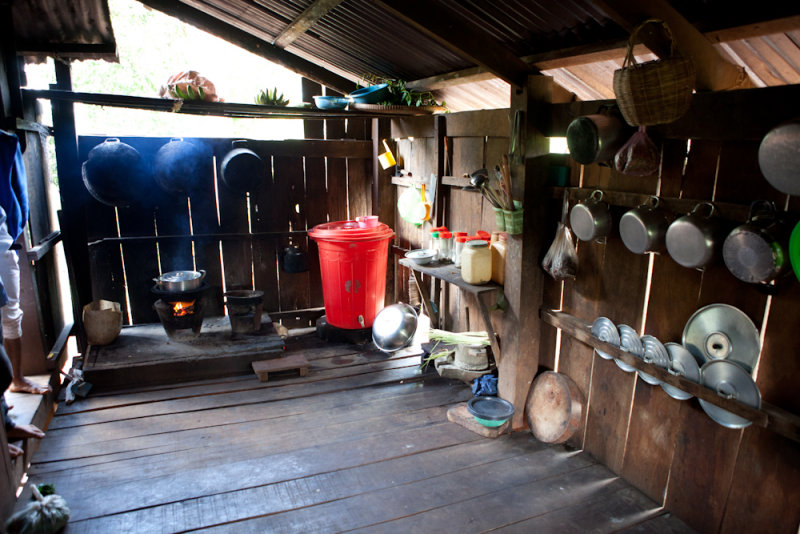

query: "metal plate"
(639, 335), (670, 385)
(682, 303), (761, 374)
(698, 360), (761, 428)
(661, 342), (701, 400)
(615, 324), (642, 373)
(758, 121), (800, 196)
(591, 317), (619, 360)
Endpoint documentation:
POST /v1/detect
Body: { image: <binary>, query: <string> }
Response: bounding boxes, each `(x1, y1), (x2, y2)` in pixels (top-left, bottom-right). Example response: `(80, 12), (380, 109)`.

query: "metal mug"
(570, 190), (612, 242)
(666, 202), (721, 269)
(619, 196), (670, 254)
(722, 200), (791, 284)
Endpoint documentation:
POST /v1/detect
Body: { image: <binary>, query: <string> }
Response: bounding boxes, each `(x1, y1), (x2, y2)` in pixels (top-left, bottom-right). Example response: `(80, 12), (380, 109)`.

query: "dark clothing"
(1, 343), (11, 431)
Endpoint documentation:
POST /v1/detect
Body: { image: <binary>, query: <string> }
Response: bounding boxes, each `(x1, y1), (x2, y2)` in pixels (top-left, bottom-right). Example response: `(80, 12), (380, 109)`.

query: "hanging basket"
(613, 19), (696, 126)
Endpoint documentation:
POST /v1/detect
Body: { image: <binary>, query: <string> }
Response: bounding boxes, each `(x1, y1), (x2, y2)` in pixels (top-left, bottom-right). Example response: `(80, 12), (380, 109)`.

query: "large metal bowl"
(372, 303), (418, 352)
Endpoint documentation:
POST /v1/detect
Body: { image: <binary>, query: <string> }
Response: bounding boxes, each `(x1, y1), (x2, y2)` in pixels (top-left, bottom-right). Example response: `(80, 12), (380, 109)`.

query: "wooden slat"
(214, 141), (253, 291)
(273, 156), (311, 311)
(273, 0), (345, 48)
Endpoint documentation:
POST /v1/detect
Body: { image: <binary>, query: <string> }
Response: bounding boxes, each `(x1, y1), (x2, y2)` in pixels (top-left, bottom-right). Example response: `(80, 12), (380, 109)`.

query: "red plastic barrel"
(309, 220), (394, 329)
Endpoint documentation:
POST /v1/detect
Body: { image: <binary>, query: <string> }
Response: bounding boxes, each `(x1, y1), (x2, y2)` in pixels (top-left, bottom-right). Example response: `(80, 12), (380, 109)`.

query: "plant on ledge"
(360, 74), (445, 108)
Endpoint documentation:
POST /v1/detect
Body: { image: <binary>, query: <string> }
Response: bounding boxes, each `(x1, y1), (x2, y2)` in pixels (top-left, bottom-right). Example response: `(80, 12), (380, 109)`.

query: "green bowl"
(472, 416), (508, 427)
(790, 220), (800, 283)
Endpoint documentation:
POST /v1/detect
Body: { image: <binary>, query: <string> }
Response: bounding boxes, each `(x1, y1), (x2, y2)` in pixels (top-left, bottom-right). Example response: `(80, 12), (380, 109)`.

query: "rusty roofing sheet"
(12, 0), (117, 60)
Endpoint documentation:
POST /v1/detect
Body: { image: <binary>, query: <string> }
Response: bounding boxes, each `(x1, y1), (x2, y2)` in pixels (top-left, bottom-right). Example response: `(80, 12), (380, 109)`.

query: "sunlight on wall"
(24, 0), (305, 140)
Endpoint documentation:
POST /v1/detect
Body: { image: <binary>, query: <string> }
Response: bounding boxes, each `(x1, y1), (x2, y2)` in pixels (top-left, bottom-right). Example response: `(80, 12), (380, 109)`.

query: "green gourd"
(5, 485), (70, 534)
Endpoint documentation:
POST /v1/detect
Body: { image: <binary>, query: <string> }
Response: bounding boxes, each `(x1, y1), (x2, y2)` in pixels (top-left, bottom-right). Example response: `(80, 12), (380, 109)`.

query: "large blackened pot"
(81, 138), (150, 207)
(153, 138), (210, 195)
(220, 140), (266, 193)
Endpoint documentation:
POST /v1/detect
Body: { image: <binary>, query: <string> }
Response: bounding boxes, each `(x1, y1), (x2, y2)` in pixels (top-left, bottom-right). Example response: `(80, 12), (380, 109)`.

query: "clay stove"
(152, 282), (209, 339)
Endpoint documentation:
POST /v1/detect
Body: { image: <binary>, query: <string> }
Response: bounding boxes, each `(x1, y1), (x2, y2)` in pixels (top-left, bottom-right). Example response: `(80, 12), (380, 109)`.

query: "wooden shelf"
(400, 258), (502, 362)
(541, 308), (800, 443)
(24, 89), (438, 120)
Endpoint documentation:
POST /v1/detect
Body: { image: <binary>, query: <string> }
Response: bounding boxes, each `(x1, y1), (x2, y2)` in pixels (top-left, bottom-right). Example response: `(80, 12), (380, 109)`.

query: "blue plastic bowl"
(349, 83), (390, 104)
(313, 96), (350, 110)
(467, 396), (514, 427)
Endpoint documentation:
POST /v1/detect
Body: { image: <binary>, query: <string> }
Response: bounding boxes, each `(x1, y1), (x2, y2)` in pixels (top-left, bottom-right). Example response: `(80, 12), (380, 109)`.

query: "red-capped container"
(309, 220), (394, 329)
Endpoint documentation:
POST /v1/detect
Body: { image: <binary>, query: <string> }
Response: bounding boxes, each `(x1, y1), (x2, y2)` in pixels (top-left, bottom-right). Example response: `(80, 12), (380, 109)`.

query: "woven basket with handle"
(613, 19), (696, 126)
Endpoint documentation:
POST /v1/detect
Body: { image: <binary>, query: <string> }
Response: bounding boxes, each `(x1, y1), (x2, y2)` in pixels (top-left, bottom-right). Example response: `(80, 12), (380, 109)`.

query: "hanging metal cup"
(569, 190), (612, 242)
(723, 200), (791, 284)
(666, 201), (721, 269)
(619, 196), (670, 254)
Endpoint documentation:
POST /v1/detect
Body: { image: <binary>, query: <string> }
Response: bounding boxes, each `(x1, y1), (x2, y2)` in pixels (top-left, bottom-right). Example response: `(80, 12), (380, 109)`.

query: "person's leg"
(0, 241), (49, 394)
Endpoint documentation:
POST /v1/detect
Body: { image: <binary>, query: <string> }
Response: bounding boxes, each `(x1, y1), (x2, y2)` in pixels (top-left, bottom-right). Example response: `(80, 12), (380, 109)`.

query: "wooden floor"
(19, 333), (697, 533)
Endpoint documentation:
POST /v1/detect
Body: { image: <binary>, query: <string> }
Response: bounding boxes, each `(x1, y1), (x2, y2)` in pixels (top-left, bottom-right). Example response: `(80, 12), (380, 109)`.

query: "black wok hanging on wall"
(82, 138), (151, 207)
(153, 138), (211, 195)
(220, 140), (266, 193)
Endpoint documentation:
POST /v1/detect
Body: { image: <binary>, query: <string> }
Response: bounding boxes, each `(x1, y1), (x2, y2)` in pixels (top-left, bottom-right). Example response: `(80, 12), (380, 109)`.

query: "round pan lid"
(682, 303), (760, 374)
(699, 359), (761, 428)
(309, 220), (394, 242)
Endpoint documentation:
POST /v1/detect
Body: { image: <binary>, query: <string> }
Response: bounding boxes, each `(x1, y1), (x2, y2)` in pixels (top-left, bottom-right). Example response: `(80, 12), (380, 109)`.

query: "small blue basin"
(313, 96), (350, 109)
(349, 83), (390, 104)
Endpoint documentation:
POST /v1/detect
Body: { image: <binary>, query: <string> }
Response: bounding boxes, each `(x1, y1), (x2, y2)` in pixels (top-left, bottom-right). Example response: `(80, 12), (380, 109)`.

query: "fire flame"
(172, 300), (195, 317)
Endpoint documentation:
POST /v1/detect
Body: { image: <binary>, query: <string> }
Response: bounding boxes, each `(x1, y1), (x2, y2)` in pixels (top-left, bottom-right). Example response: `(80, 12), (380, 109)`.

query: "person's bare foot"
(7, 423), (44, 440)
(8, 378), (51, 395)
(8, 443), (23, 458)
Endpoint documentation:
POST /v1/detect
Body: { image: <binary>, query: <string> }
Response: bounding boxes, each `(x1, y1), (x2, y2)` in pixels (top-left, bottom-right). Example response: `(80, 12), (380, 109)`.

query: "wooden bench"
(251, 353), (310, 382)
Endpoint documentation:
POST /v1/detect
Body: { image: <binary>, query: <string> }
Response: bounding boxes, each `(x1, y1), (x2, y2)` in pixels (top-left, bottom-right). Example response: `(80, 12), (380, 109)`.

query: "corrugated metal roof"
(12, 0), (117, 61)
(9, 0), (800, 110)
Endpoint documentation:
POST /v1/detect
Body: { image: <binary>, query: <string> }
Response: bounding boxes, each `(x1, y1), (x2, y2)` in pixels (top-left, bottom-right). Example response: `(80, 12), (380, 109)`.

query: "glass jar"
(462, 240), (492, 285)
(454, 236), (467, 266)
(439, 231), (453, 262)
(491, 233), (507, 285)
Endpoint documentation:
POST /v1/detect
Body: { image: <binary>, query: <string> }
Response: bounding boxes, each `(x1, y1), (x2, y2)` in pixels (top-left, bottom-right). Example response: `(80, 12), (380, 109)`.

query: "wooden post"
(498, 75), (559, 429)
(50, 61), (91, 350)
(372, 117), (396, 307)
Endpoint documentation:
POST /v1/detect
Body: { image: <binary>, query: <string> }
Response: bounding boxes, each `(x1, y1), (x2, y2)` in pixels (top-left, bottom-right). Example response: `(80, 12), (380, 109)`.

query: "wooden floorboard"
(14, 334), (695, 534)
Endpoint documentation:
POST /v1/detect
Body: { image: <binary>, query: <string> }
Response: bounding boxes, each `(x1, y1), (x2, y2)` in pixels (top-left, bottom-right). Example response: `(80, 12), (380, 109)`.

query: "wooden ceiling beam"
(273, 0), (344, 49)
(590, 0), (752, 91)
(375, 0), (534, 89)
(138, 0), (353, 94)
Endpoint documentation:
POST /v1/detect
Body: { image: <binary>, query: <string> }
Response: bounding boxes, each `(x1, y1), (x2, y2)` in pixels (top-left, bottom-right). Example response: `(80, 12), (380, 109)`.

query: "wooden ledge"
(540, 308), (800, 444)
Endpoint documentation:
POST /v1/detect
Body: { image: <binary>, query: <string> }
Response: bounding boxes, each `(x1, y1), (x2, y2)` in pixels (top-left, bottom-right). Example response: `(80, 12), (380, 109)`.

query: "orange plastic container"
(309, 220), (395, 329)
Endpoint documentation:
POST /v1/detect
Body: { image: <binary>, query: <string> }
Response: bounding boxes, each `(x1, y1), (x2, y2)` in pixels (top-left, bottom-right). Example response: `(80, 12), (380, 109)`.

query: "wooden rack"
(399, 258), (502, 362)
(23, 89), (440, 120)
(541, 308), (800, 444)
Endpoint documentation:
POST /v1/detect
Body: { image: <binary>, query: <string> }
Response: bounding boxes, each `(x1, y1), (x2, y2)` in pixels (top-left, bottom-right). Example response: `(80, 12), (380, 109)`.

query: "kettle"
(280, 245), (309, 273)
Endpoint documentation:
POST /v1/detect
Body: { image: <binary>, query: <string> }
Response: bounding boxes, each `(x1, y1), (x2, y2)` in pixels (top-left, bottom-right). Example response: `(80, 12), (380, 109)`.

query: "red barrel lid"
(309, 220), (394, 242)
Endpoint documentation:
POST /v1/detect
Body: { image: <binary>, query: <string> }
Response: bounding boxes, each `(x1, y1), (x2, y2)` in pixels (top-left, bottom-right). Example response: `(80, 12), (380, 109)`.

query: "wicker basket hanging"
(613, 19), (696, 126)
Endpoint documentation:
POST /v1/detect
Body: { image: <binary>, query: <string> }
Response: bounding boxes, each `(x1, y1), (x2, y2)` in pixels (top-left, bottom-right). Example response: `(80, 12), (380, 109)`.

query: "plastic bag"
(614, 126), (659, 176)
(542, 222), (578, 280)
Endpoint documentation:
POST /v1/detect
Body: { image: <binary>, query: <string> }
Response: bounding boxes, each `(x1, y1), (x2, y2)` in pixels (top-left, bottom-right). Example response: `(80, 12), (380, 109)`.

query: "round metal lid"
(591, 316), (619, 360)
(619, 212), (649, 254)
(723, 229), (780, 284)
(661, 342), (701, 400)
(615, 324), (642, 373)
(638, 335), (669, 385)
(758, 121), (800, 196)
(569, 203), (596, 242)
(682, 303), (760, 374)
(698, 360), (761, 428)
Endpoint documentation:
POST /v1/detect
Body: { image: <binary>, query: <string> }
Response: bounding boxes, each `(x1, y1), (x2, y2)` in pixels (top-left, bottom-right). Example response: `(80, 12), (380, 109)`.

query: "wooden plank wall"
(74, 134), (371, 327)
(392, 94), (800, 533)
(391, 110), (510, 330)
(547, 136), (800, 531)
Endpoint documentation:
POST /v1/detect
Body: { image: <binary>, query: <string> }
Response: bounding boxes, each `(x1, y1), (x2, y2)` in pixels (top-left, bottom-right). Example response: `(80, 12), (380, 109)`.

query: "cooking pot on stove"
(220, 140), (266, 193)
(153, 269), (206, 292)
(723, 200), (792, 285)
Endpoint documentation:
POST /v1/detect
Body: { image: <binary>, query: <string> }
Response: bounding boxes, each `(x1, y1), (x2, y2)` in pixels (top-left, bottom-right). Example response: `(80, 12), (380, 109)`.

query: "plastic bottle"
(491, 232), (507, 285)
(462, 240), (492, 285)
(430, 231), (440, 260)
(454, 236), (467, 267)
